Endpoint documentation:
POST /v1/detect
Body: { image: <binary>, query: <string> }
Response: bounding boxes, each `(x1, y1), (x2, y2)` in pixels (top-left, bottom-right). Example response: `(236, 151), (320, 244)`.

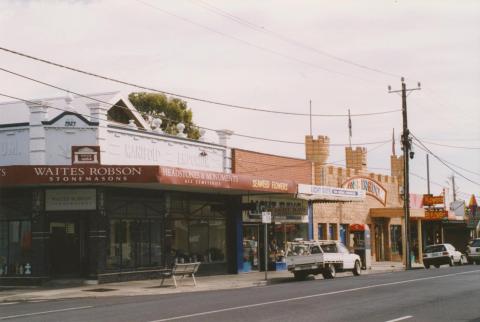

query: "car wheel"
(424, 264), (430, 269)
(322, 264), (336, 279)
(434, 264), (440, 268)
(449, 257), (454, 267)
(353, 260), (361, 276)
(294, 271), (308, 281)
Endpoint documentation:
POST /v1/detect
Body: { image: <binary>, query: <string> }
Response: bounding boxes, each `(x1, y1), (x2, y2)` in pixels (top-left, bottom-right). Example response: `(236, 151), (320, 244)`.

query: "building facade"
(305, 135), (407, 263)
(0, 93), (296, 284)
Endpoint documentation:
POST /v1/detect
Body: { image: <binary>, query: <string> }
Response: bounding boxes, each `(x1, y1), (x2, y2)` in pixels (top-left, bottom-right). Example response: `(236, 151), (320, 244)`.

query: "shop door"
(49, 221), (83, 277)
(374, 221), (386, 261)
(242, 225), (260, 272)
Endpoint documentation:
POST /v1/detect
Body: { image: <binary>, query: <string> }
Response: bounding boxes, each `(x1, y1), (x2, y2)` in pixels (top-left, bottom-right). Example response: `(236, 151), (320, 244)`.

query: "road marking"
(385, 316), (413, 322)
(148, 269), (480, 322)
(0, 306), (93, 320)
(0, 302), (18, 306)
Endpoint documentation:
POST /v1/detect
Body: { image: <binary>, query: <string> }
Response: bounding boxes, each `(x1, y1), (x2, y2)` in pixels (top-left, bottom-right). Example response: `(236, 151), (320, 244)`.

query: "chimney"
(216, 129), (234, 146)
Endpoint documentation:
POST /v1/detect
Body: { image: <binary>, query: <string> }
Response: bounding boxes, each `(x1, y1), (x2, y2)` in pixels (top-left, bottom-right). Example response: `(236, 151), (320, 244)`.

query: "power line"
(190, 0), (400, 79)
(132, 0), (385, 85)
(411, 134), (480, 186)
(0, 47), (400, 117)
(420, 140), (480, 150)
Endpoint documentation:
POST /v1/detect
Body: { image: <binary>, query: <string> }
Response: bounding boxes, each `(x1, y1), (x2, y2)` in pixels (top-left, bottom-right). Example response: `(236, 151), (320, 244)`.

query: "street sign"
(262, 211), (272, 224)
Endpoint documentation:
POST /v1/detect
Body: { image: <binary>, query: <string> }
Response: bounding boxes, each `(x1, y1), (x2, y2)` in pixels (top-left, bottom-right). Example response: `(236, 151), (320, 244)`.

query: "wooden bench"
(159, 262), (201, 288)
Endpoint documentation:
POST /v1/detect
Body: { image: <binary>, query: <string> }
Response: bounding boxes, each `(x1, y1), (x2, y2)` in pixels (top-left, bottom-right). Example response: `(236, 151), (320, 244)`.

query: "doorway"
(374, 219), (387, 261)
(242, 225), (260, 272)
(49, 220), (86, 277)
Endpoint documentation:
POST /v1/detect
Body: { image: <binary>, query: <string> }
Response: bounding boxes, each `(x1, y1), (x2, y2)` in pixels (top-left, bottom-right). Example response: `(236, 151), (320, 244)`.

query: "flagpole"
(348, 109), (352, 147)
(309, 100), (312, 136)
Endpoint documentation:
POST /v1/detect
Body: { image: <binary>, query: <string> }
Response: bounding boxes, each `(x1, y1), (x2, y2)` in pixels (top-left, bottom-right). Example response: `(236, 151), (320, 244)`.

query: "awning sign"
(297, 184), (365, 202)
(342, 177), (387, 205)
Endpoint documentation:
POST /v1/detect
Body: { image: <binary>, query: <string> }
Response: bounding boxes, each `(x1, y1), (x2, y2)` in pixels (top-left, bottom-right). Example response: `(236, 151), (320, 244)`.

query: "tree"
(128, 92), (200, 139)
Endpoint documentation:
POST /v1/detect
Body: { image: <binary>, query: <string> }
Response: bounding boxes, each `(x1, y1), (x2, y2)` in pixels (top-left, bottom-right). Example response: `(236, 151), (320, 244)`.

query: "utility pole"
(451, 175), (457, 202)
(388, 77), (421, 270)
(426, 154), (431, 195)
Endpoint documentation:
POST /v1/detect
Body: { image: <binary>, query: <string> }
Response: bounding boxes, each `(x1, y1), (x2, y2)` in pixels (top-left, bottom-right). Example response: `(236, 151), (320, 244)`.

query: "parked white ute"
(285, 239), (362, 280)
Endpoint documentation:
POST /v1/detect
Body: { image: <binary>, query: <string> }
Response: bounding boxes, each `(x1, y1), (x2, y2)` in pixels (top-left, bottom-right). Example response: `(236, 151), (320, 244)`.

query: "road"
(1, 266), (479, 322)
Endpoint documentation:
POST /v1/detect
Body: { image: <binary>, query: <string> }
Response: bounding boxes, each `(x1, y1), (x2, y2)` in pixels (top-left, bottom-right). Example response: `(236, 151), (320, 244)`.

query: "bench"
(159, 262), (201, 288)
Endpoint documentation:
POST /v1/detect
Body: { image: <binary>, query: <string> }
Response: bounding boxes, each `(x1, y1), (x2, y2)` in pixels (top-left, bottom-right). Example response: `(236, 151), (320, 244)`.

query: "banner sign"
(297, 184), (365, 202)
(0, 165), (159, 184)
(158, 166), (296, 193)
(423, 194), (444, 206)
(342, 177), (387, 205)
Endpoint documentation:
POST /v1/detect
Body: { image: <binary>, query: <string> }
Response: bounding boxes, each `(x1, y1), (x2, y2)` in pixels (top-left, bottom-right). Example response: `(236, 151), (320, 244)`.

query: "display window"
(0, 220), (32, 276)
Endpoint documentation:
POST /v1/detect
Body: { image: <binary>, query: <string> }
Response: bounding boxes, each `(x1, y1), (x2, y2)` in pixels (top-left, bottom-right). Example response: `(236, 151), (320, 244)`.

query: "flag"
(348, 109), (352, 146)
(392, 128), (396, 155)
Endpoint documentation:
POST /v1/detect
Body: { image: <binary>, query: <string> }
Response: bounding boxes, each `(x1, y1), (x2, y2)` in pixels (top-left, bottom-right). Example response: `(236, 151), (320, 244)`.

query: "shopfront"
(240, 195), (308, 272)
(0, 164), (296, 284)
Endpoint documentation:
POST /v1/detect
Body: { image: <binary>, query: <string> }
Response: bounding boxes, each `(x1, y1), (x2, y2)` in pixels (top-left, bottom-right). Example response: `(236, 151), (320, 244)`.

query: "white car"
(423, 243), (466, 268)
(465, 238), (480, 264)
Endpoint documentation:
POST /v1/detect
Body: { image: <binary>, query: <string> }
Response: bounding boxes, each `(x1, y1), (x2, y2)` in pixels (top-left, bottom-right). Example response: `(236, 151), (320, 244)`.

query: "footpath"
(0, 261), (416, 303)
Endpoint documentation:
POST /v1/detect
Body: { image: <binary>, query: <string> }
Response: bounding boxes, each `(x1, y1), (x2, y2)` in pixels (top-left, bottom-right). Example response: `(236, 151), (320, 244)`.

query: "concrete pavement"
(0, 261), (415, 303)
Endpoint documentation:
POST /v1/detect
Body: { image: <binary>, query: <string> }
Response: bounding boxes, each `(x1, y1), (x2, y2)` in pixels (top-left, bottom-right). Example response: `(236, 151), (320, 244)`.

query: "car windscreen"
(424, 245), (445, 253)
(321, 244), (338, 253)
(471, 240), (480, 247)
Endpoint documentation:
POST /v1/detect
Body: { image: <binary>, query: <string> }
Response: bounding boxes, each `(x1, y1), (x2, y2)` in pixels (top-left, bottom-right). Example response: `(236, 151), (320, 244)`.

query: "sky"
(0, 0), (479, 201)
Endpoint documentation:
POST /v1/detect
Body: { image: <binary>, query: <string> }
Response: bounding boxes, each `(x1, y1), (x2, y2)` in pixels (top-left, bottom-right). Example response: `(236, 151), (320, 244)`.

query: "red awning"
(349, 224), (366, 232)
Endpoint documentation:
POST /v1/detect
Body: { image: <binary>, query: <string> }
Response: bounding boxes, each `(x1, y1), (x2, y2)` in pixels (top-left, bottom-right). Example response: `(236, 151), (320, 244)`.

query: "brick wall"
(232, 149), (312, 184)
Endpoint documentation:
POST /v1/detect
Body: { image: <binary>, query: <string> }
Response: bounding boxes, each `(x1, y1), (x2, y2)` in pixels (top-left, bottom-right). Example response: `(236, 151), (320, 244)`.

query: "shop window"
(165, 218), (226, 264)
(107, 219), (164, 270)
(0, 222), (8, 275)
(189, 220), (209, 262)
(0, 221), (32, 276)
(390, 225), (402, 255)
(150, 220), (162, 266)
(340, 224), (349, 246)
(318, 223), (326, 240)
(329, 223), (338, 240)
(209, 220), (226, 262)
(107, 220), (122, 269)
(138, 220), (151, 267)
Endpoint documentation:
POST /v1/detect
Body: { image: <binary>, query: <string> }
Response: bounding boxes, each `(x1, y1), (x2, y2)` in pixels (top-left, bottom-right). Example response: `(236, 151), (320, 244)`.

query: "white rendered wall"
(103, 127), (230, 172)
(44, 114), (97, 165)
(0, 128), (29, 165)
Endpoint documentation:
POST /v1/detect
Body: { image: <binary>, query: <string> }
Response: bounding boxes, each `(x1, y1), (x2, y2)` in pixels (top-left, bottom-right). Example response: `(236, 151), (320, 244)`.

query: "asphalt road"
(1, 266), (479, 322)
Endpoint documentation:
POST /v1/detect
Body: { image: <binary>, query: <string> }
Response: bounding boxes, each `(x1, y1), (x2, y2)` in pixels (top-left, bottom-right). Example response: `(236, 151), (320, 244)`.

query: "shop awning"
(350, 224), (368, 232)
(369, 207), (425, 218)
(0, 165), (297, 195)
